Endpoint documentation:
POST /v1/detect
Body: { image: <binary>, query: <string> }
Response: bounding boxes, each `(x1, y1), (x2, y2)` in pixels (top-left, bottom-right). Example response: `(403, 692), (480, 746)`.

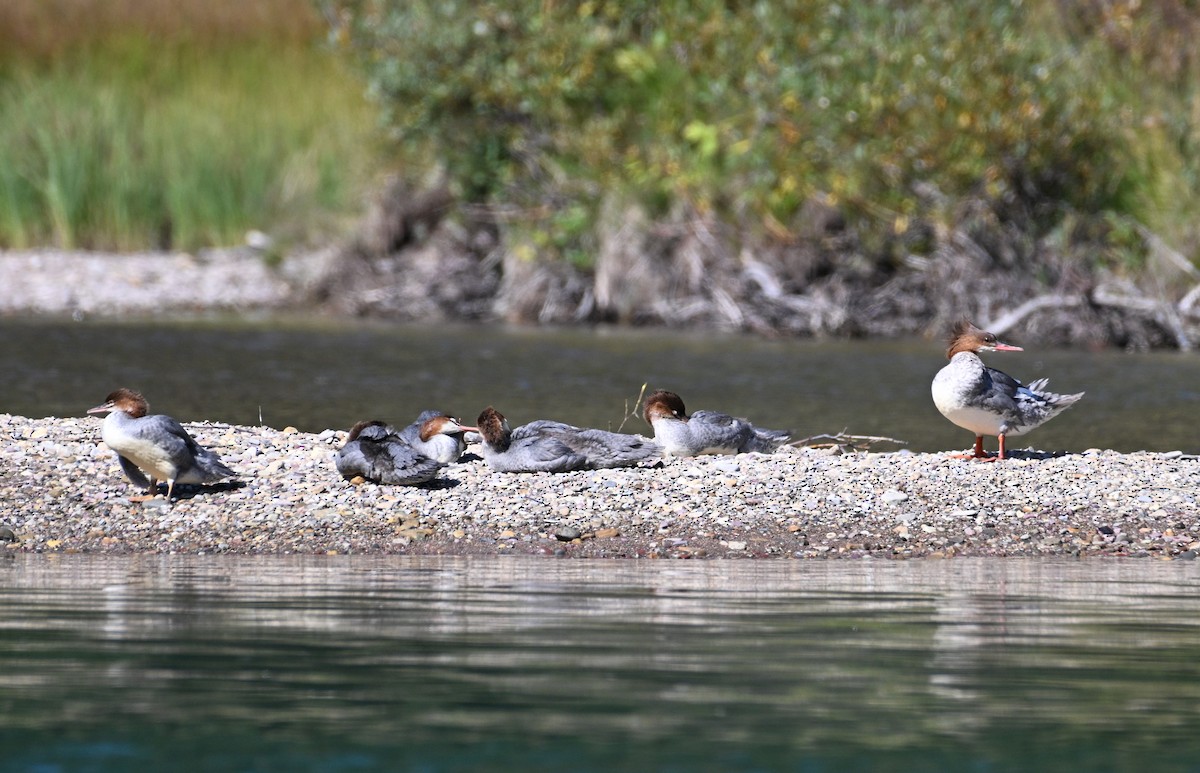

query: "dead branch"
(788, 431), (908, 453)
(986, 294), (1084, 336)
(1093, 282), (1192, 350)
(1139, 225), (1200, 279)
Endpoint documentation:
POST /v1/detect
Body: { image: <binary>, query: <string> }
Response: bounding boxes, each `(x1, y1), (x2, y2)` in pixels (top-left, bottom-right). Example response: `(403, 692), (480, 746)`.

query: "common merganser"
(335, 420), (442, 485)
(475, 406), (661, 473)
(931, 320), (1084, 460)
(395, 410), (477, 464)
(642, 390), (791, 456)
(87, 388), (236, 502)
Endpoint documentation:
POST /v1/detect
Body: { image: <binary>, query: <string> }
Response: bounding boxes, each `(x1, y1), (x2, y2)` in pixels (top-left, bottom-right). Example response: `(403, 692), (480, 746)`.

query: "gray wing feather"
(117, 454), (151, 488)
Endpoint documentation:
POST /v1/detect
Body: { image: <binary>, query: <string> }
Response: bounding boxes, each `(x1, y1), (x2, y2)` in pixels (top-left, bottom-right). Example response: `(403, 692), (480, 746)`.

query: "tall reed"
(0, 0), (379, 250)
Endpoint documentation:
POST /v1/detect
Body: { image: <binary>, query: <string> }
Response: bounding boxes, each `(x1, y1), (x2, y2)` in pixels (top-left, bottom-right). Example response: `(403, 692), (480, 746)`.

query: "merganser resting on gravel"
(335, 420), (442, 485)
(475, 406), (662, 473)
(87, 388), (236, 502)
(931, 320), (1084, 460)
(395, 410), (477, 464)
(642, 390), (792, 456)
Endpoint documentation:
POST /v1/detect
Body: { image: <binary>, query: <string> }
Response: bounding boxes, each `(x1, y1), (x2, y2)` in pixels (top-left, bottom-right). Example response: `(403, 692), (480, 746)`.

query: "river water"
(3, 555), (1200, 772)
(1, 316), (1197, 453)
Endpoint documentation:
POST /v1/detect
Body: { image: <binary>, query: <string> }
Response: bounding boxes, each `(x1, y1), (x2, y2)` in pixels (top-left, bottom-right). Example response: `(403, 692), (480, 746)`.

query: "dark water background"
(1, 316), (1197, 453)
(3, 555), (1200, 773)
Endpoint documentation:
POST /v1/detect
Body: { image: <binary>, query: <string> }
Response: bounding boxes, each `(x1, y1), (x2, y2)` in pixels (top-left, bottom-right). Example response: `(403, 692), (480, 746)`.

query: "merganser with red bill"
(87, 388), (236, 502)
(642, 390), (791, 457)
(395, 410), (478, 464)
(931, 320), (1084, 460)
(475, 406), (661, 473)
(335, 420), (442, 485)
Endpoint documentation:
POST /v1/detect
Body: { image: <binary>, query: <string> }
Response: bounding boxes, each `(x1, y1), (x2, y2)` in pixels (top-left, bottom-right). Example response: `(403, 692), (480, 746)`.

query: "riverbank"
(4, 222), (1200, 351)
(3, 414), (1197, 559)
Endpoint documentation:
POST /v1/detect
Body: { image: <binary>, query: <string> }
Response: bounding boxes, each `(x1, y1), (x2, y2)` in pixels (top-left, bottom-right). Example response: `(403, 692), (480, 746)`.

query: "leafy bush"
(336, 0), (1199, 268)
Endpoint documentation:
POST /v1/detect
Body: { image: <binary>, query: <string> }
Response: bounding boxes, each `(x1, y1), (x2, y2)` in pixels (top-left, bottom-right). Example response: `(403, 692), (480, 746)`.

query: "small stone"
(881, 490), (908, 504)
(725, 541), (747, 551)
(595, 527), (620, 539)
(0, 527), (16, 543)
(554, 526), (581, 542)
(1178, 550), (1198, 561)
(451, 529), (466, 539)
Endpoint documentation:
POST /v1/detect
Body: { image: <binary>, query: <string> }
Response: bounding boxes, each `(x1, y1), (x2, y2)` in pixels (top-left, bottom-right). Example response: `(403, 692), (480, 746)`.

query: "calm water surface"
(1, 316), (1198, 453)
(2, 556), (1200, 772)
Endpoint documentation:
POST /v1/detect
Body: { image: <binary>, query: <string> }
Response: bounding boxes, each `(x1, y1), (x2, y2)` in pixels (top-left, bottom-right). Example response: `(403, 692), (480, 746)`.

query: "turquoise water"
(2, 556), (1200, 772)
(2, 316), (1198, 453)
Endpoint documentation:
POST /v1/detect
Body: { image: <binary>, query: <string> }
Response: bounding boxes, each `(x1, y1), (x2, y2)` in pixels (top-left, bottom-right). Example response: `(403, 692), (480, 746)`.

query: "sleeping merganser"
(475, 406), (662, 473)
(931, 320), (1084, 460)
(642, 390), (791, 457)
(395, 410), (477, 464)
(335, 420), (442, 485)
(87, 388), (237, 502)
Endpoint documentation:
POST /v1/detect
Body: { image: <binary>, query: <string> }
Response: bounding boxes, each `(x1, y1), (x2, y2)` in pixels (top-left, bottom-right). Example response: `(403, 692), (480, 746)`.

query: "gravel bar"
(2, 414), (1198, 559)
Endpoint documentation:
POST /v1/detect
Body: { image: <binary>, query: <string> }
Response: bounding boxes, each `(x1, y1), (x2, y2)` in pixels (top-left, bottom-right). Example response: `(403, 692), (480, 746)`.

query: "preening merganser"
(931, 320), (1084, 460)
(475, 406), (661, 473)
(87, 388), (236, 501)
(335, 420), (442, 485)
(396, 410), (477, 464)
(642, 390), (791, 456)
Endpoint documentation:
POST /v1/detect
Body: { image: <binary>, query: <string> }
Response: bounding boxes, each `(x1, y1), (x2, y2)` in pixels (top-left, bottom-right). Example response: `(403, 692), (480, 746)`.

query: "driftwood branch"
(1139, 225), (1200, 279)
(983, 281), (1200, 351)
(1179, 281), (1200, 317)
(1093, 283), (1192, 351)
(788, 431), (908, 453)
(985, 294), (1085, 336)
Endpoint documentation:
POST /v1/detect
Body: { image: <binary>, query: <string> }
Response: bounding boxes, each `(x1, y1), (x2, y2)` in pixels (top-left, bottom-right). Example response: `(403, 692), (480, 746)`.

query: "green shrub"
(336, 0), (1199, 267)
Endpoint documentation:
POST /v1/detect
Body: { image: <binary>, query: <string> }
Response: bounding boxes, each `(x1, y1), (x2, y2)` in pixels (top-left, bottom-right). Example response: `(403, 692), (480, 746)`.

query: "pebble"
(2, 413), (1198, 559)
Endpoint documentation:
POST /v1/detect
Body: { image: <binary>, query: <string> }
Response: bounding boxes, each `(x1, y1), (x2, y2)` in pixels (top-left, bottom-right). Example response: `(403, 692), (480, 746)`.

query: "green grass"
(0, 2), (379, 250)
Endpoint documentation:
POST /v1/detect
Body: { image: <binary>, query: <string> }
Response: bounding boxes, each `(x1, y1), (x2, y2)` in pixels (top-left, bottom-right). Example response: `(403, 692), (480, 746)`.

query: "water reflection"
(2, 317), (1199, 453)
(1, 556), (1199, 771)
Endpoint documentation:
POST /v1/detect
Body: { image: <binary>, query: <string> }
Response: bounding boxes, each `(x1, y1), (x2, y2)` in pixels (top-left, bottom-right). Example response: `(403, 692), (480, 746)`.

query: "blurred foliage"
(334, 0), (1200, 270)
(0, 0), (378, 250)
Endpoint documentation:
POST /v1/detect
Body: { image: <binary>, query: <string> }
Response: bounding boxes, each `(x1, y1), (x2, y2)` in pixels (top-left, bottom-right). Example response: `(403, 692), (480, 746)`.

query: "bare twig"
(615, 382), (649, 433)
(787, 430), (907, 453)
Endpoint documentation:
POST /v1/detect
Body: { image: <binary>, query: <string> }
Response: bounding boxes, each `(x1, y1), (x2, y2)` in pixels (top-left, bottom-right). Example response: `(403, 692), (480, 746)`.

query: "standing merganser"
(931, 320), (1084, 460)
(642, 390), (792, 456)
(475, 406), (661, 473)
(335, 420), (442, 485)
(87, 388), (236, 502)
(395, 410), (477, 463)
